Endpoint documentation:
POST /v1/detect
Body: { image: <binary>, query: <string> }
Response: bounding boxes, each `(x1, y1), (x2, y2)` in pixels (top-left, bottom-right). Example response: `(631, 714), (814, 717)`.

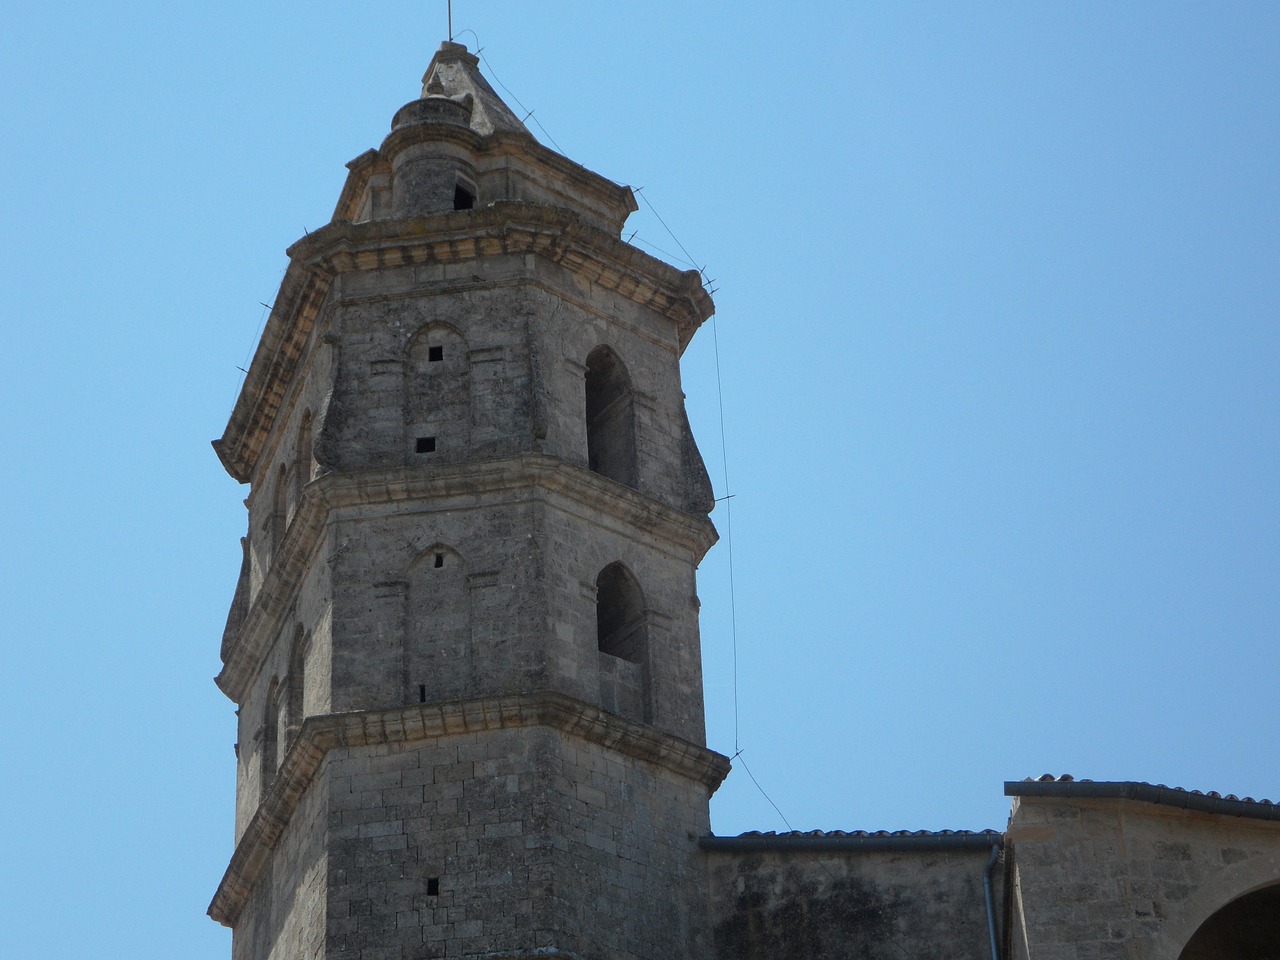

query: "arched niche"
(289, 409), (313, 519)
(595, 562), (649, 722)
(584, 345), (637, 488)
(405, 323), (470, 460)
(1178, 883), (1280, 960)
(405, 544), (471, 704)
(271, 462), (288, 554)
(261, 676), (282, 786)
(285, 624), (308, 744)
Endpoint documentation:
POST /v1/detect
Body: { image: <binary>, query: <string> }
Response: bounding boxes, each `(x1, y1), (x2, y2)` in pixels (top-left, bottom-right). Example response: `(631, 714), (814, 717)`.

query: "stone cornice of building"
(216, 454), (718, 701)
(208, 691), (732, 928)
(213, 266), (332, 484)
(214, 202), (711, 485)
(291, 202), (712, 340)
(1006, 777), (1280, 823)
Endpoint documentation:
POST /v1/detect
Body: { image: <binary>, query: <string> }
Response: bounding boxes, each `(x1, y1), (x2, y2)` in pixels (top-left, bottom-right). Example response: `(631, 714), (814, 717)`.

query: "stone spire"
(418, 40), (529, 137)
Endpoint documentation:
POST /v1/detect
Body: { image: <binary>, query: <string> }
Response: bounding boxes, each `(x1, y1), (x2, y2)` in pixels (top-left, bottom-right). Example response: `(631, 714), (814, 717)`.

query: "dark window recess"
(428, 345), (443, 362)
(434, 553), (445, 568)
(426, 877), (440, 896)
(418, 684), (427, 703)
(596, 562), (646, 663)
(453, 184), (475, 210)
(416, 436), (436, 453)
(584, 346), (637, 487)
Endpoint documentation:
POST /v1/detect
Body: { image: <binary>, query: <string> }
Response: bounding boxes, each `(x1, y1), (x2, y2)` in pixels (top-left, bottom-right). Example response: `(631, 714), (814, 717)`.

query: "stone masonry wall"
(322, 724), (714, 960)
(1007, 796), (1280, 960)
(235, 526), (333, 840)
(316, 258), (710, 518)
(233, 754), (330, 960)
(321, 486), (707, 744)
(326, 497), (543, 715)
(704, 844), (1000, 960)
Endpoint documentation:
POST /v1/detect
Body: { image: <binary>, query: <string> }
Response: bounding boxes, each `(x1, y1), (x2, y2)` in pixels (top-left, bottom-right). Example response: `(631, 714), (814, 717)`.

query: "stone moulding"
(212, 268), (332, 484)
(214, 202), (712, 485)
(208, 691), (731, 927)
(215, 454), (718, 701)
(295, 204), (710, 344)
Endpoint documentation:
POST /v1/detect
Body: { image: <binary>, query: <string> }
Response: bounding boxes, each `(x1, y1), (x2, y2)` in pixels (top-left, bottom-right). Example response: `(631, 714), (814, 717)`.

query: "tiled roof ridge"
(730, 827), (1002, 839)
(699, 829), (1003, 853)
(1017, 773), (1276, 807)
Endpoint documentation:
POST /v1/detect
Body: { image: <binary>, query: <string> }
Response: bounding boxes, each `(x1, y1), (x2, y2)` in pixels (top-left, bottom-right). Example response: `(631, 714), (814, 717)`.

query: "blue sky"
(2, 3), (1278, 958)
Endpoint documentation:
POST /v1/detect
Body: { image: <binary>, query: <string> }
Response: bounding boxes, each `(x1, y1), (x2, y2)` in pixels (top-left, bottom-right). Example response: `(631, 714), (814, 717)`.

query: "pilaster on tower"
(210, 41), (727, 960)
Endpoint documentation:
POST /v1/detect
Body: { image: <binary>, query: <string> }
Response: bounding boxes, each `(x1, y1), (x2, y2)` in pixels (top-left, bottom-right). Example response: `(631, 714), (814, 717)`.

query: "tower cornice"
(214, 203), (712, 485)
(215, 454), (719, 701)
(289, 203), (710, 336)
(208, 691), (732, 928)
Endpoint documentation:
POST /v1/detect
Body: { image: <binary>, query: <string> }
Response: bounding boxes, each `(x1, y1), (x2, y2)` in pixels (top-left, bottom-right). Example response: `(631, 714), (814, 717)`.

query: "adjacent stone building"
(210, 41), (1280, 959)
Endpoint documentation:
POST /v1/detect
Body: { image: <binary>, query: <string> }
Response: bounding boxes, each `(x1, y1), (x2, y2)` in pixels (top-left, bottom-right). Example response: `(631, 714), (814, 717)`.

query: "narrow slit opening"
(418, 684), (427, 703)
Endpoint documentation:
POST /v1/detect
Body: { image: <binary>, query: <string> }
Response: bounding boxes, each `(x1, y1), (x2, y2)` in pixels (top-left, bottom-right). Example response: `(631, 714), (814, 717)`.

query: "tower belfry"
(210, 41), (727, 960)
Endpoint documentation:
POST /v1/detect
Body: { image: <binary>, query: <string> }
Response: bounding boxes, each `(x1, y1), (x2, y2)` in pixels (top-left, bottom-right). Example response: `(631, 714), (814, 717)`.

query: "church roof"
(701, 829), (1002, 852)
(1007, 774), (1280, 821)
(420, 41), (529, 137)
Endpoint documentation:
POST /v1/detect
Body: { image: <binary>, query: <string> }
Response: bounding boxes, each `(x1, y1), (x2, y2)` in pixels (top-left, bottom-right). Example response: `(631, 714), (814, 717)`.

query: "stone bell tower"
(209, 41), (728, 960)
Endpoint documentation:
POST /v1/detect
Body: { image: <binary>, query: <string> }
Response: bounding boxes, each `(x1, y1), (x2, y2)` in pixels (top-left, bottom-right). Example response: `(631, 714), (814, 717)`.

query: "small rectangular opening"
(428, 345), (443, 362)
(434, 553), (444, 568)
(453, 184), (475, 210)
(418, 684), (427, 703)
(416, 436), (436, 453)
(426, 877), (440, 896)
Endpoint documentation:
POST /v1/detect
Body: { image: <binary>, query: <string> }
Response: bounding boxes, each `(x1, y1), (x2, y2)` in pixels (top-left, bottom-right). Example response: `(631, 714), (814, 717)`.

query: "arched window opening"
(260, 677), (281, 784)
(406, 324), (470, 459)
(584, 346), (637, 488)
(285, 625), (307, 746)
(290, 410), (314, 519)
(596, 562), (646, 663)
(595, 562), (649, 722)
(271, 463), (288, 554)
(1179, 883), (1280, 960)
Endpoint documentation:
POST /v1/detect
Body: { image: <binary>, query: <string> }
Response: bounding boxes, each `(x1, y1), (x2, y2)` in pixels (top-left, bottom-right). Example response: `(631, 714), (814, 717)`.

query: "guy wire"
(708, 311), (741, 755)
(631, 188), (739, 756)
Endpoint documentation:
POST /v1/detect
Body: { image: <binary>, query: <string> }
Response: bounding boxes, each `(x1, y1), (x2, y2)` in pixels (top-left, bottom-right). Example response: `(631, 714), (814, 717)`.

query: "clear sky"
(2, 3), (1278, 958)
